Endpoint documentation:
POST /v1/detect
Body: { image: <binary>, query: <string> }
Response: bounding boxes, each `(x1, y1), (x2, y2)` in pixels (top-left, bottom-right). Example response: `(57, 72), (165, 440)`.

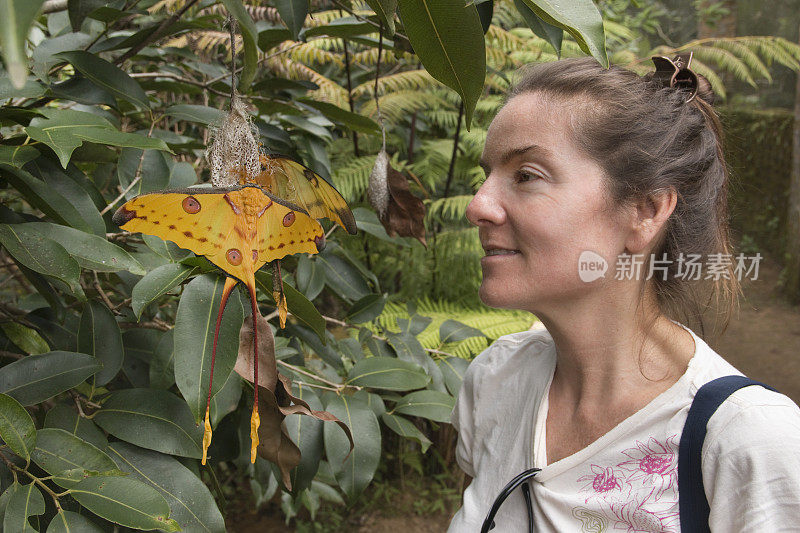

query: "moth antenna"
(202, 277), (238, 465)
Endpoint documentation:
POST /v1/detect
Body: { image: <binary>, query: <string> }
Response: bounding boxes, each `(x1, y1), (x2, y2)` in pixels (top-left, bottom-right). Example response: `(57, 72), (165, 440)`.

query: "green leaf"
(78, 301), (124, 386)
(273, 0), (307, 40)
(0, 223), (82, 295)
(221, 0), (258, 91)
(0, 0), (45, 88)
(299, 99), (381, 134)
(107, 442), (225, 533)
(397, 0), (485, 128)
(44, 403), (108, 449)
(20, 222), (146, 275)
(3, 482), (44, 532)
(255, 272), (325, 342)
(317, 252), (370, 301)
(23, 157), (106, 237)
(346, 294), (387, 324)
(46, 510), (105, 533)
(295, 255), (325, 300)
(0, 322), (49, 355)
(174, 275), (244, 423)
(93, 389), (203, 459)
(519, 0), (606, 66)
(149, 330), (175, 390)
(142, 234), (192, 262)
(286, 325), (342, 370)
(210, 371), (241, 427)
(439, 319), (485, 344)
(257, 28), (293, 51)
(68, 0), (107, 31)
(0, 351), (101, 406)
(513, 0), (562, 55)
(132, 264), (195, 320)
(0, 145), (39, 167)
(0, 393), (36, 461)
(352, 207), (409, 246)
(69, 476), (180, 532)
(363, 0), (397, 35)
(55, 51), (150, 109)
(323, 394), (381, 500)
(165, 104), (225, 126)
(346, 357), (429, 391)
(392, 390), (455, 422)
(1, 164), (97, 235)
(30, 428), (118, 488)
(438, 356), (470, 396)
(285, 385), (324, 492)
(117, 148), (171, 201)
(25, 109), (169, 168)
(380, 413), (431, 452)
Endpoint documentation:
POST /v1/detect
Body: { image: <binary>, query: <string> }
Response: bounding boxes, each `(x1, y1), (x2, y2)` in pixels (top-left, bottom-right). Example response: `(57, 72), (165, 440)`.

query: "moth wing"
(253, 190), (325, 271)
(112, 189), (237, 259)
(257, 155), (357, 235)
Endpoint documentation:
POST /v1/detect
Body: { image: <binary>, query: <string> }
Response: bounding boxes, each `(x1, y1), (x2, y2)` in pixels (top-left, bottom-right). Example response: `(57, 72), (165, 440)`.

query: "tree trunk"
(785, 23), (800, 303)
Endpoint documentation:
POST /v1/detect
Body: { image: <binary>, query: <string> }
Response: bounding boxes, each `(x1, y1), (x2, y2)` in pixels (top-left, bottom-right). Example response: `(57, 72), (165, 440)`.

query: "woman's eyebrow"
(479, 144), (554, 172)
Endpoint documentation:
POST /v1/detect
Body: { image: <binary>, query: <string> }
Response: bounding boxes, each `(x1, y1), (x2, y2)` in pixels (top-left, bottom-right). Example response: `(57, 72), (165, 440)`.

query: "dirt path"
(706, 252), (800, 403)
(229, 251), (800, 532)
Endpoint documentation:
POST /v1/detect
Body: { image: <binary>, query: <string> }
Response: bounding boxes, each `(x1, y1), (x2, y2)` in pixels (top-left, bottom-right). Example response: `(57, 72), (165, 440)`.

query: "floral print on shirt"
(574, 436), (680, 533)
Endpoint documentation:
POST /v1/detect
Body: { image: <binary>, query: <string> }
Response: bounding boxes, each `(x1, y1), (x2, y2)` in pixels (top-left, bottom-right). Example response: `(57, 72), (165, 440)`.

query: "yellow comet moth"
(112, 184), (326, 465)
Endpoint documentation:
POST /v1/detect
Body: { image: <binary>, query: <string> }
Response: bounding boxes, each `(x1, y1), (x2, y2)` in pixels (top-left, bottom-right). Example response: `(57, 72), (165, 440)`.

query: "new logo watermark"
(578, 252), (762, 282)
(578, 250), (608, 282)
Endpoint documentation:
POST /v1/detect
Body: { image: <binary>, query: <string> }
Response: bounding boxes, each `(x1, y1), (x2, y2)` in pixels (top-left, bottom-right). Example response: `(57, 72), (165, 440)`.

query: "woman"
(448, 57), (800, 532)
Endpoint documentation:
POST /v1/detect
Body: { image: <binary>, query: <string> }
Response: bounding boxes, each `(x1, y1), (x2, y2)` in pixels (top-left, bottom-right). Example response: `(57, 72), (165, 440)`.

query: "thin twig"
(93, 271), (116, 311)
(100, 121), (156, 215)
(114, 0), (202, 64)
(278, 360), (360, 391)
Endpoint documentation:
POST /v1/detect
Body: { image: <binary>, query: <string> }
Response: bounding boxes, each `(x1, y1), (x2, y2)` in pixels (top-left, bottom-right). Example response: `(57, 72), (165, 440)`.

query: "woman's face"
(466, 92), (631, 312)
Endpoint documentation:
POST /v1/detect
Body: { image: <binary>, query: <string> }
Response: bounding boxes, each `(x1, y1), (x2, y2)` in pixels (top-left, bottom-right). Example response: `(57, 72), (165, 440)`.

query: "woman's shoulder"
(469, 321), (554, 372)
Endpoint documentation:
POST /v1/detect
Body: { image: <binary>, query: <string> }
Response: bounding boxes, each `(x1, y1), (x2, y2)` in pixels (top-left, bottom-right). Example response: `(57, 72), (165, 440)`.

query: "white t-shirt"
(448, 321), (800, 532)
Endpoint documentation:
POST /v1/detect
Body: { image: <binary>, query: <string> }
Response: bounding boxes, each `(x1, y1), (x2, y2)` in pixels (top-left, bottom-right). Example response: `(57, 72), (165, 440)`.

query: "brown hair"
(507, 57), (740, 340)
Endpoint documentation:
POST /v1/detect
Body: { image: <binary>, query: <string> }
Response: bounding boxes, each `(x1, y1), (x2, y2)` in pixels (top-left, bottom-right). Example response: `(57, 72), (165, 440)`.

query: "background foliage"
(0, 0), (798, 530)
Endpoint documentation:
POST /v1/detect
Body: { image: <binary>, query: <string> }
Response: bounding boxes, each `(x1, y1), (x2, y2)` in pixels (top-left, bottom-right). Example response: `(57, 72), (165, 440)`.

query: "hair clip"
(650, 51), (699, 103)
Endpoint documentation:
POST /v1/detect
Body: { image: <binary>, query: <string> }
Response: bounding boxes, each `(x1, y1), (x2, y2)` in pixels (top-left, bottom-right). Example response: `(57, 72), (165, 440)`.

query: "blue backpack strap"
(678, 375), (777, 532)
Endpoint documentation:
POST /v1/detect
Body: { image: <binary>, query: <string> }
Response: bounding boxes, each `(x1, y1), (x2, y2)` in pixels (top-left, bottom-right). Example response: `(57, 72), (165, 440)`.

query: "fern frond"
(359, 90), (447, 123)
(427, 195), (474, 221)
(688, 58), (726, 100)
(165, 31), (242, 58)
(690, 46), (755, 87)
(331, 154), (377, 201)
(202, 3), (282, 23)
(372, 297), (537, 359)
(286, 41), (344, 67)
(351, 47), (417, 66)
(714, 40), (771, 82)
(352, 69), (440, 97)
(266, 55), (348, 106)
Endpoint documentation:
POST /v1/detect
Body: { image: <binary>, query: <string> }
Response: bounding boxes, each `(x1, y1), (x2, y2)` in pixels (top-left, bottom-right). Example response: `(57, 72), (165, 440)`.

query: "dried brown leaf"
(234, 314), (277, 392)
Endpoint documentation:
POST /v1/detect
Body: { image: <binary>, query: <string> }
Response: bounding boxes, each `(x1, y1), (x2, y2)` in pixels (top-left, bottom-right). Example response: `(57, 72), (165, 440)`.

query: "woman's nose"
(466, 177), (505, 227)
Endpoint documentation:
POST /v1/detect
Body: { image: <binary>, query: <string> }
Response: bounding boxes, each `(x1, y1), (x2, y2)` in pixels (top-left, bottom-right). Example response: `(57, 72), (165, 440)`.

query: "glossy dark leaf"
(30, 428), (118, 488)
(397, 0), (485, 128)
(93, 389), (203, 458)
(363, 0), (397, 35)
(0, 394), (36, 461)
(380, 413), (431, 452)
(346, 294), (387, 324)
(3, 482), (44, 532)
(439, 319), (485, 344)
(438, 356), (470, 397)
(46, 510), (104, 533)
(78, 301), (124, 386)
(519, 0), (606, 65)
(285, 385), (324, 493)
(317, 252), (370, 301)
(108, 442), (225, 533)
(44, 403), (108, 449)
(69, 476), (180, 532)
(323, 393), (380, 500)
(0, 223), (82, 295)
(56, 51), (150, 109)
(165, 104), (225, 126)
(274, 0), (308, 39)
(255, 272), (325, 342)
(392, 390), (455, 422)
(131, 264), (195, 319)
(346, 357), (429, 391)
(513, 0), (563, 55)
(0, 0), (44, 88)
(0, 351), (101, 406)
(175, 275), (244, 422)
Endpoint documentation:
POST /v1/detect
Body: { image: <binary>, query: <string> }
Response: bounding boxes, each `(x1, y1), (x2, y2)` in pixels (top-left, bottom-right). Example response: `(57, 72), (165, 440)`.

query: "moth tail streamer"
(246, 278), (261, 463)
(202, 276), (238, 465)
(272, 260), (287, 328)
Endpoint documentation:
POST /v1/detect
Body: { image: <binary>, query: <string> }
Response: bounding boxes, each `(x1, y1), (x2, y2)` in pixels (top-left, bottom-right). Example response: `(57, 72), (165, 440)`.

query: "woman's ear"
(624, 188), (677, 255)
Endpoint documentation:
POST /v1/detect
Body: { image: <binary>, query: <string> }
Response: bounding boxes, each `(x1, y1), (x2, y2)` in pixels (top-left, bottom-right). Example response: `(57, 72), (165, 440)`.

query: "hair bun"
(694, 73), (715, 106)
